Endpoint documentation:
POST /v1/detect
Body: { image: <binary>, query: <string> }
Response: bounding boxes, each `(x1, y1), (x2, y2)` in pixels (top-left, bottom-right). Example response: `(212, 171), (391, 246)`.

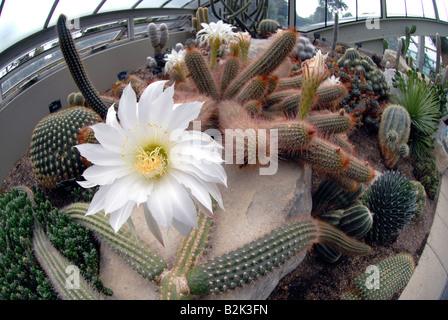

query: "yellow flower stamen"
(134, 146), (168, 179)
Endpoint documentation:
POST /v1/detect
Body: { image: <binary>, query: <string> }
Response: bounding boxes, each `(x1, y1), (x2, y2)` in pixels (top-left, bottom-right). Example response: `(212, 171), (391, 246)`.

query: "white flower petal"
(108, 200), (135, 233)
(143, 203), (165, 246)
(106, 105), (121, 130)
(76, 143), (125, 166)
(166, 101), (203, 132)
(138, 80), (169, 123)
(90, 122), (124, 153)
(172, 218), (193, 236)
(86, 184), (111, 215)
(118, 84), (138, 129)
(103, 175), (140, 214)
(147, 179), (173, 227)
(82, 164), (130, 186)
(174, 159), (227, 186)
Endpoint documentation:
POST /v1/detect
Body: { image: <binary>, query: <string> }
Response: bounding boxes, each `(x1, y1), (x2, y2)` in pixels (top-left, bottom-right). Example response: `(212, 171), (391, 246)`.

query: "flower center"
(134, 146), (168, 179)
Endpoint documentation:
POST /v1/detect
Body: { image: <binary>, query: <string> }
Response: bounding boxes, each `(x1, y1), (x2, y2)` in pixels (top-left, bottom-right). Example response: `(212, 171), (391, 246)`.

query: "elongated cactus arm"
(316, 220), (371, 255)
(64, 203), (167, 282)
(56, 15), (108, 119)
(33, 223), (103, 300)
(159, 211), (213, 300)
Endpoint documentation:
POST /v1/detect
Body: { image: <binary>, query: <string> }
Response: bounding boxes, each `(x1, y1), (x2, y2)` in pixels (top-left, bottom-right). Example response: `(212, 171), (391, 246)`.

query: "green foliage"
(410, 181), (426, 219)
(0, 189), (57, 300)
(392, 68), (446, 160)
(342, 253), (414, 300)
(362, 171), (417, 242)
(413, 159), (440, 199)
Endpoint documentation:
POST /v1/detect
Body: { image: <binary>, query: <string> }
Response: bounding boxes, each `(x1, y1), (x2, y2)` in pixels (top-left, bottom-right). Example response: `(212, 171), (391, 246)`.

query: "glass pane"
(358, 0), (382, 19)
(330, 0), (356, 24)
(296, 0), (325, 31)
(47, 0), (103, 27)
(98, 0), (138, 13)
(406, 0), (424, 17)
(267, 0), (289, 28)
(163, 0), (194, 8)
(422, 0), (436, 18)
(0, 0), (55, 53)
(136, 0), (171, 9)
(386, 0), (407, 16)
(436, 0), (448, 21)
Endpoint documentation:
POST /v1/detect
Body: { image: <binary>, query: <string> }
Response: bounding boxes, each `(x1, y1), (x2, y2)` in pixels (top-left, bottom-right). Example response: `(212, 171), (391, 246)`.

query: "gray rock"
(99, 161), (313, 300)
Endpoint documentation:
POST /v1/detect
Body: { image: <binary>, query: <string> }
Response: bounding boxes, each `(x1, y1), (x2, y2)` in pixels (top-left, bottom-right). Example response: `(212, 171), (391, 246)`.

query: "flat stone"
(98, 161), (312, 300)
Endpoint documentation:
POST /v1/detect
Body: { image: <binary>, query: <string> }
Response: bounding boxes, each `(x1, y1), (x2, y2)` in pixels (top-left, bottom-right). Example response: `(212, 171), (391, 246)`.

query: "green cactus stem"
(343, 253), (415, 300)
(64, 203), (167, 282)
(186, 217), (370, 296)
(277, 75), (303, 90)
(33, 223), (103, 300)
(56, 14), (108, 119)
(158, 211), (213, 300)
(220, 55), (241, 96)
(223, 30), (298, 99)
(307, 109), (355, 135)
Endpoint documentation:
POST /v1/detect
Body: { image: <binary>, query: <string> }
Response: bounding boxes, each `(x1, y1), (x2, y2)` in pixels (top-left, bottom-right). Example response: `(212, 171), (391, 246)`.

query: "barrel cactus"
(378, 104), (411, 168)
(30, 106), (102, 189)
(361, 170), (417, 242)
(257, 19), (280, 38)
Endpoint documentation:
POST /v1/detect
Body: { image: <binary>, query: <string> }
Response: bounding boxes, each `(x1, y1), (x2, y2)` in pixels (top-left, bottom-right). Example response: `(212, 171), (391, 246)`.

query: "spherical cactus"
(292, 36), (317, 61)
(361, 170), (417, 242)
(67, 92), (86, 107)
(338, 204), (373, 239)
(378, 104), (411, 168)
(257, 19), (281, 37)
(30, 107), (102, 189)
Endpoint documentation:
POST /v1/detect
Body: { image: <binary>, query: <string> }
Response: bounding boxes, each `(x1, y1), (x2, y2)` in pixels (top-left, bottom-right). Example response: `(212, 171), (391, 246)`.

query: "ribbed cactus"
(186, 218), (370, 296)
(56, 14), (108, 119)
(378, 104), (411, 168)
(307, 109), (354, 135)
(362, 171), (417, 242)
(220, 55), (241, 95)
(278, 75), (303, 90)
(411, 180), (426, 219)
(312, 83), (348, 110)
(148, 23), (169, 55)
(338, 204), (373, 239)
(192, 7), (209, 33)
(299, 138), (350, 174)
(33, 223), (103, 300)
(30, 107), (102, 189)
(237, 75), (269, 104)
(342, 253), (415, 300)
(257, 19), (280, 37)
(64, 203), (167, 282)
(292, 36), (317, 61)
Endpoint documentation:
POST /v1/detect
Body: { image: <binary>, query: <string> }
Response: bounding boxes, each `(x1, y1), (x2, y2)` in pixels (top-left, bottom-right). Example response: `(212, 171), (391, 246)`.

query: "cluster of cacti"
(175, 30), (374, 188)
(401, 25), (417, 67)
(257, 19), (280, 38)
(292, 36), (317, 61)
(209, 0), (269, 37)
(33, 223), (103, 300)
(378, 104), (411, 168)
(64, 203), (167, 283)
(192, 7), (210, 33)
(312, 179), (372, 263)
(112, 74), (147, 100)
(361, 170), (417, 242)
(0, 189), (57, 300)
(29, 106), (102, 189)
(57, 14), (109, 119)
(336, 48), (389, 98)
(148, 22), (169, 55)
(411, 180), (426, 219)
(341, 253), (414, 300)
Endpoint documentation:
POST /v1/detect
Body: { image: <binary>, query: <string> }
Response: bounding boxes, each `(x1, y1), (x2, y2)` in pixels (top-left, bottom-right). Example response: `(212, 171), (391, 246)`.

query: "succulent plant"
(148, 23), (169, 55)
(410, 180), (426, 219)
(361, 170), (417, 242)
(258, 19), (281, 38)
(292, 36), (317, 61)
(342, 253), (415, 300)
(30, 106), (102, 189)
(378, 104), (411, 168)
(67, 92), (86, 107)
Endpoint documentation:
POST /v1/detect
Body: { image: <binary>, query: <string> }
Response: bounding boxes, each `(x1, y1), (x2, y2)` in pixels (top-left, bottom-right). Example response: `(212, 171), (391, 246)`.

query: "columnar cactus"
(64, 203), (167, 282)
(148, 23), (169, 55)
(33, 223), (103, 300)
(342, 253), (415, 300)
(30, 106), (102, 189)
(378, 104), (411, 168)
(56, 14), (109, 119)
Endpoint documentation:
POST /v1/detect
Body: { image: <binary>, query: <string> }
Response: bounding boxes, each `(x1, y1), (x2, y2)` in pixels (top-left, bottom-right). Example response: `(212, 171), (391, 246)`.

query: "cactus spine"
(33, 223), (102, 300)
(342, 253), (415, 300)
(64, 203), (167, 282)
(378, 104), (411, 168)
(56, 14), (108, 119)
(307, 109), (354, 135)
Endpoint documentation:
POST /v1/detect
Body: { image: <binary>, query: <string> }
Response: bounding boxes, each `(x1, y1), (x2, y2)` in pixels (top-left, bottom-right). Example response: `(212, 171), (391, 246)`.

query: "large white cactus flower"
(75, 81), (227, 245)
(196, 20), (236, 47)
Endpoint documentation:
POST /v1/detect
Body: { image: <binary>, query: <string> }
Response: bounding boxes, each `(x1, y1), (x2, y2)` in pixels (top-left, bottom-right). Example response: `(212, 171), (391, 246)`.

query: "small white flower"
(76, 81), (227, 245)
(164, 48), (186, 73)
(196, 20), (236, 47)
(322, 75), (340, 86)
